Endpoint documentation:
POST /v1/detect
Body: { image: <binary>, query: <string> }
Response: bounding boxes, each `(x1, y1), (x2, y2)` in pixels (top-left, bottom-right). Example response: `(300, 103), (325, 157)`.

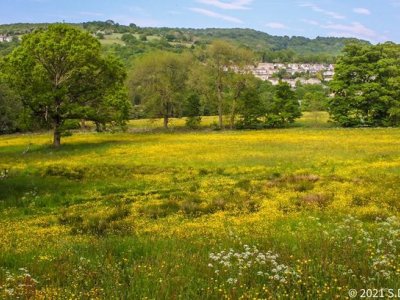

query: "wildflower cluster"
(325, 215), (400, 283)
(21, 188), (40, 207)
(0, 268), (38, 299)
(371, 216), (400, 280)
(0, 169), (8, 180)
(209, 245), (299, 286)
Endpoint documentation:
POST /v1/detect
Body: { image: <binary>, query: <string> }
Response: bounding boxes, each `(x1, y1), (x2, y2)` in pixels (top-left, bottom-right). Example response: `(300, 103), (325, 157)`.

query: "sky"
(1, 0), (400, 43)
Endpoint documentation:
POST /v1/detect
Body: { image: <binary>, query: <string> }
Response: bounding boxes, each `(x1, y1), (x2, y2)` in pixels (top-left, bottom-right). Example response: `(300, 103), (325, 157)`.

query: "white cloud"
(300, 3), (345, 19)
(196, 0), (253, 10)
(321, 22), (380, 41)
(353, 8), (371, 15)
(265, 22), (287, 29)
(301, 19), (319, 26)
(189, 7), (243, 23)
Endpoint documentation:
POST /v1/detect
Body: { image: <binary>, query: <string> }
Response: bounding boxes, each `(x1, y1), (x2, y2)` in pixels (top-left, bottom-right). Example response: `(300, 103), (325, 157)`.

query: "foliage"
(187, 61), (217, 117)
(263, 81), (302, 127)
(2, 24), (129, 146)
(295, 83), (329, 112)
(0, 22), (369, 66)
(203, 40), (255, 129)
(96, 32), (105, 39)
(230, 74), (264, 129)
(329, 42), (400, 127)
(0, 82), (23, 134)
(128, 51), (192, 128)
(121, 33), (137, 45)
(0, 75), (43, 134)
(184, 94), (202, 128)
(236, 80), (303, 129)
(0, 39), (19, 57)
(179, 28), (366, 62)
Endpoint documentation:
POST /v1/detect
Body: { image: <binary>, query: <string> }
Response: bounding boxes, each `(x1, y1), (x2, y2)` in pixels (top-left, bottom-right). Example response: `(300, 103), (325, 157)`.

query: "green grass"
(99, 33), (125, 45)
(0, 113), (399, 299)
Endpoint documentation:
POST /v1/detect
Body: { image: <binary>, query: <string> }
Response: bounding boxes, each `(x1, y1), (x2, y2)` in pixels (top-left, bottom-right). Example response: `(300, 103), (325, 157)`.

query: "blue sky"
(1, 0), (400, 43)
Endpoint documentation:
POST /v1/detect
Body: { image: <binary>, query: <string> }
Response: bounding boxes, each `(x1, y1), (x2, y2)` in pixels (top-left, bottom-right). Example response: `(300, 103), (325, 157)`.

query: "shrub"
(186, 116), (202, 129)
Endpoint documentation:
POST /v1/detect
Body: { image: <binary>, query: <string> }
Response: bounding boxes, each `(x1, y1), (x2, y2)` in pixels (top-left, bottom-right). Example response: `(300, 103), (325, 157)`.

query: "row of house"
(251, 63), (335, 85)
(0, 35), (13, 43)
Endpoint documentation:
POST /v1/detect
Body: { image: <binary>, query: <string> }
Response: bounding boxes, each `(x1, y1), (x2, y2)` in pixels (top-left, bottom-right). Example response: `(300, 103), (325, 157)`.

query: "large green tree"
(187, 61), (217, 118)
(2, 24), (129, 147)
(264, 81), (302, 127)
(128, 51), (191, 129)
(205, 40), (254, 129)
(234, 76), (268, 129)
(227, 72), (261, 129)
(329, 42), (400, 127)
(183, 93), (202, 128)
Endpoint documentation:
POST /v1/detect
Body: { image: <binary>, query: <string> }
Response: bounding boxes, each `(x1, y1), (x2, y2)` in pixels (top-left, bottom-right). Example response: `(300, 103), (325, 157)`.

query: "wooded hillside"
(0, 21), (369, 63)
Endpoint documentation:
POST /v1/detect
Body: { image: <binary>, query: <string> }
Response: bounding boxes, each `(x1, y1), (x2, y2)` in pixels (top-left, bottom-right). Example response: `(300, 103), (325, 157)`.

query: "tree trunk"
(230, 99), (237, 129)
(81, 119), (88, 130)
(95, 121), (103, 132)
(217, 86), (223, 129)
(53, 119), (61, 148)
(53, 98), (62, 147)
(163, 115), (169, 129)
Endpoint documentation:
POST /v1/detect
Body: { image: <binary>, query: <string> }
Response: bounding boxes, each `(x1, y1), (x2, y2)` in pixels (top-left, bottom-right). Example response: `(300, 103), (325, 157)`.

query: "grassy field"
(98, 33), (162, 46)
(0, 113), (400, 299)
(99, 33), (125, 46)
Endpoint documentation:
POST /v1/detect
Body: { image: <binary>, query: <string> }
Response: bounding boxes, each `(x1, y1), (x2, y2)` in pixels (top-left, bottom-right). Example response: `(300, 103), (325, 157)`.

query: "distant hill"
(0, 21), (370, 64)
(170, 28), (363, 53)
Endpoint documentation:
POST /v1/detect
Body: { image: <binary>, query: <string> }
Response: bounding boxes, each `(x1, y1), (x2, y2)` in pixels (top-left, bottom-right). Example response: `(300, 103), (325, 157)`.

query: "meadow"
(0, 113), (400, 299)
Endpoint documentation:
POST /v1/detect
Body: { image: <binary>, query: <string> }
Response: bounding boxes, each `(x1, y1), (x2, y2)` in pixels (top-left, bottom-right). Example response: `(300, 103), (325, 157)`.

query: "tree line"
(0, 25), (399, 147)
(128, 42), (305, 131)
(1, 21), (368, 65)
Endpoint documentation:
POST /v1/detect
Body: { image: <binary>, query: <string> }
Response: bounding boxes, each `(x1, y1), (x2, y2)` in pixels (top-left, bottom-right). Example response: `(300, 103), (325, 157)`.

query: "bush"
(96, 32), (104, 39)
(264, 115), (285, 128)
(121, 33), (137, 45)
(235, 119), (264, 130)
(186, 116), (201, 129)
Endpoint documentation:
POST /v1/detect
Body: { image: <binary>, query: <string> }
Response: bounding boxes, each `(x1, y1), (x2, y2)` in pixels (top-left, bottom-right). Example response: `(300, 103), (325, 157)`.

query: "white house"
(0, 35), (13, 42)
(251, 62), (335, 86)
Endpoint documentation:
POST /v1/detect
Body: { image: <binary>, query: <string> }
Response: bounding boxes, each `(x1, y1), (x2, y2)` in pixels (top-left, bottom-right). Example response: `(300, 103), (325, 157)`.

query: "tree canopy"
(128, 51), (192, 129)
(329, 42), (400, 127)
(127, 42), (304, 131)
(204, 40), (255, 129)
(2, 24), (129, 146)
